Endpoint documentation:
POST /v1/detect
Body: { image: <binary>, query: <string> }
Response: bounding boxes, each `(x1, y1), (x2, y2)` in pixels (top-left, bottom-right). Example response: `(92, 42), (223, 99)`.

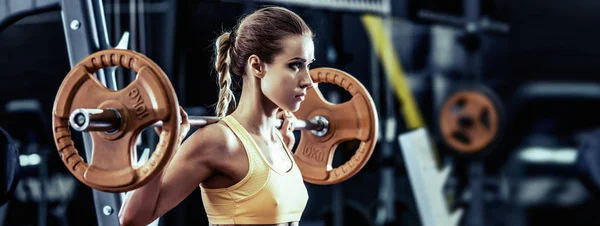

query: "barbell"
(52, 49), (379, 193)
(68, 108), (328, 134)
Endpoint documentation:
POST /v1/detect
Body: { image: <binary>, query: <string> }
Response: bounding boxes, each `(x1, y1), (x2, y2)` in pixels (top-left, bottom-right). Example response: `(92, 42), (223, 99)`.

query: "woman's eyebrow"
(288, 57), (307, 62)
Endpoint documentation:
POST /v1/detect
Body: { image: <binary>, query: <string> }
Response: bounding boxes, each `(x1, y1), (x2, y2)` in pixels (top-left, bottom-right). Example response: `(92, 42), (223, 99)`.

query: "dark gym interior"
(2, 0), (600, 226)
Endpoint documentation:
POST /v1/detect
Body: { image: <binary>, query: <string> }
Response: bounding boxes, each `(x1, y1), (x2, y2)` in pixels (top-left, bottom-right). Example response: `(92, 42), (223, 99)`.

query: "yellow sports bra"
(199, 115), (309, 225)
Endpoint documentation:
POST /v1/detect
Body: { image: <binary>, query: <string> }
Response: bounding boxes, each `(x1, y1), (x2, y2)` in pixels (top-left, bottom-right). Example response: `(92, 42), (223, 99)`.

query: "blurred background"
(2, 0), (600, 225)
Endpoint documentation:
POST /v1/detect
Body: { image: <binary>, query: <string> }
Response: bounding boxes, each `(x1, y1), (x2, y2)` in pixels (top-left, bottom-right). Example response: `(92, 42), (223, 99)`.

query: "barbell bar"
(69, 108), (329, 136)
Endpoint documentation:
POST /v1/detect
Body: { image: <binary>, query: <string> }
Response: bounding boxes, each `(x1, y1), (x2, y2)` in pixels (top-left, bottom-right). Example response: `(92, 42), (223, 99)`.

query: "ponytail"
(214, 32), (236, 117)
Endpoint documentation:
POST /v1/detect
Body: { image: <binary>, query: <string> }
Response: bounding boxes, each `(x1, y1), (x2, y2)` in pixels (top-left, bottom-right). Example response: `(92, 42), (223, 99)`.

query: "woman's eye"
(289, 62), (302, 70)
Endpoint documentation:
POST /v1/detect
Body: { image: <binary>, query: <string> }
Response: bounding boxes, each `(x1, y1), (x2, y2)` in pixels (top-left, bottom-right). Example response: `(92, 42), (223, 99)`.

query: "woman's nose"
(300, 72), (313, 89)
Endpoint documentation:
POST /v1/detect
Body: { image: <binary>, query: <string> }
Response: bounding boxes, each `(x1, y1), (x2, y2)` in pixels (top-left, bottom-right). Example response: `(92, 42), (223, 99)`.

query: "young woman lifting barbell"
(52, 6), (378, 226)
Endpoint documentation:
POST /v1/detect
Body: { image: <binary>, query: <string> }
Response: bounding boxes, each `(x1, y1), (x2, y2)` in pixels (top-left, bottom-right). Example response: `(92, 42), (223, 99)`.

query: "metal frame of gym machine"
(399, 0), (509, 226)
(60, 0), (128, 225)
(0, 0), (125, 225)
(60, 0), (178, 225)
(1, 0), (179, 225)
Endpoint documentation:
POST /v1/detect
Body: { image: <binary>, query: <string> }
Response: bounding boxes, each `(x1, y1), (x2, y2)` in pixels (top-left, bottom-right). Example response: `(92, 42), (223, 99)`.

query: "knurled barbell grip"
(69, 108), (326, 132)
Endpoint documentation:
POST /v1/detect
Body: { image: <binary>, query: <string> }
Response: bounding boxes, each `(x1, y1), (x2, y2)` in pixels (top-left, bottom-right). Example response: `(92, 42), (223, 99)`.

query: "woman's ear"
(248, 54), (265, 79)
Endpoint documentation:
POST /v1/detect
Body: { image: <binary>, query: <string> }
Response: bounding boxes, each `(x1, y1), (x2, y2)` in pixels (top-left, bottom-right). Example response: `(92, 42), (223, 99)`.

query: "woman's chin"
(277, 100), (304, 112)
(283, 103), (301, 113)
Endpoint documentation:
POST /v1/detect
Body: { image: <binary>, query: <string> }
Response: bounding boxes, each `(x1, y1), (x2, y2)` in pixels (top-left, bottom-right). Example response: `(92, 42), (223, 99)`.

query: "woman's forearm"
(119, 171), (164, 226)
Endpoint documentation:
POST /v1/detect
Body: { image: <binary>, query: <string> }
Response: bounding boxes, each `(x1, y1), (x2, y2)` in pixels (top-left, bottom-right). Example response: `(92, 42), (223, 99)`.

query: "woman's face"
(261, 35), (315, 112)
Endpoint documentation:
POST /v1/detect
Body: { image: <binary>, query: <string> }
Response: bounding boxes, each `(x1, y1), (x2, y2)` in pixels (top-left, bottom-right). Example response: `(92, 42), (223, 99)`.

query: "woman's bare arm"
(119, 125), (234, 226)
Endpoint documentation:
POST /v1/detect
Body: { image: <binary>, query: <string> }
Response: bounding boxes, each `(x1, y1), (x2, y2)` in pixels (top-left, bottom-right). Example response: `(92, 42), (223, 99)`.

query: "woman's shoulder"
(184, 121), (242, 161)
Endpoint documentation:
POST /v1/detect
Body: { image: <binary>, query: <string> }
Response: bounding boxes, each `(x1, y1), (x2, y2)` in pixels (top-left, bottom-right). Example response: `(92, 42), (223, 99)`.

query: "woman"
(119, 6), (315, 226)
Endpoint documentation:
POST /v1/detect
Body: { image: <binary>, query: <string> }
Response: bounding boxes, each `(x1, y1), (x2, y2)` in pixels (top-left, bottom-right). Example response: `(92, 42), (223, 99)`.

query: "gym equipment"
(52, 49), (378, 192)
(362, 14), (433, 225)
(438, 86), (504, 156)
(417, 0), (508, 157)
(235, 0), (390, 15)
(411, 0), (510, 226)
(417, 10), (509, 35)
(435, 86), (505, 226)
(69, 111), (324, 132)
(399, 128), (463, 226)
(3, 99), (53, 226)
(0, 1), (61, 33)
(52, 49), (181, 193)
(515, 82), (600, 195)
(59, 1), (132, 225)
(0, 127), (19, 206)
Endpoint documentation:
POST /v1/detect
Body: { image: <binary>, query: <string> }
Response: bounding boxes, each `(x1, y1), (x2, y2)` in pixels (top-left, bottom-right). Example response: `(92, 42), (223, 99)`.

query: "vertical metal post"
(137, 0), (146, 55)
(467, 160), (485, 226)
(464, 0), (480, 27)
(330, 11), (345, 226)
(369, 34), (382, 214)
(370, 43), (381, 121)
(463, 0), (482, 83)
(38, 145), (48, 226)
(165, 0), (179, 101)
(60, 1), (122, 225)
(463, 0), (485, 225)
(112, 0), (125, 89)
(332, 184), (344, 226)
(91, 0), (118, 90)
(0, 201), (8, 223)
(128, 0), (137, 82)
(384, 7), (396, 222)
(90, 0), (112, 49)
(374, 1), (396, 225)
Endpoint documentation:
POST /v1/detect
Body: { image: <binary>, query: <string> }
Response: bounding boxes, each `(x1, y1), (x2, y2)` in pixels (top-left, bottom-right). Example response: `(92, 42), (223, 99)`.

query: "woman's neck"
(230, 77), (279, 140)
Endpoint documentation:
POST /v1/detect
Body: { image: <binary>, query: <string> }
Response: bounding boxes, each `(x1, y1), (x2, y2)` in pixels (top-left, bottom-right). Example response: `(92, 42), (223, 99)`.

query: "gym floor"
(1, 0), (600, 226)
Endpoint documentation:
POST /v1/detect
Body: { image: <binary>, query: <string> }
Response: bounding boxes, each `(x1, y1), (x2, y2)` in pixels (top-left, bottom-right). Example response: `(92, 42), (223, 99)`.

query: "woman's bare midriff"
(210, 222), (299, 226)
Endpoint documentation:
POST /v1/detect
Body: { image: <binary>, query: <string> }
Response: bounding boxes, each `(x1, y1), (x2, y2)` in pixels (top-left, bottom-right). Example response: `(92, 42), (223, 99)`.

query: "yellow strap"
(360, 14), (425, 129)
(361, 14), (443, 167)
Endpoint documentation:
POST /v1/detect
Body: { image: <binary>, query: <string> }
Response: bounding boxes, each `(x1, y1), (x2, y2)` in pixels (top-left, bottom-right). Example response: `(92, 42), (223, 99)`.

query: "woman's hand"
(277, 109), (296, 150)
(177, 107), (190, 144)
(154, 106), (190, 145)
